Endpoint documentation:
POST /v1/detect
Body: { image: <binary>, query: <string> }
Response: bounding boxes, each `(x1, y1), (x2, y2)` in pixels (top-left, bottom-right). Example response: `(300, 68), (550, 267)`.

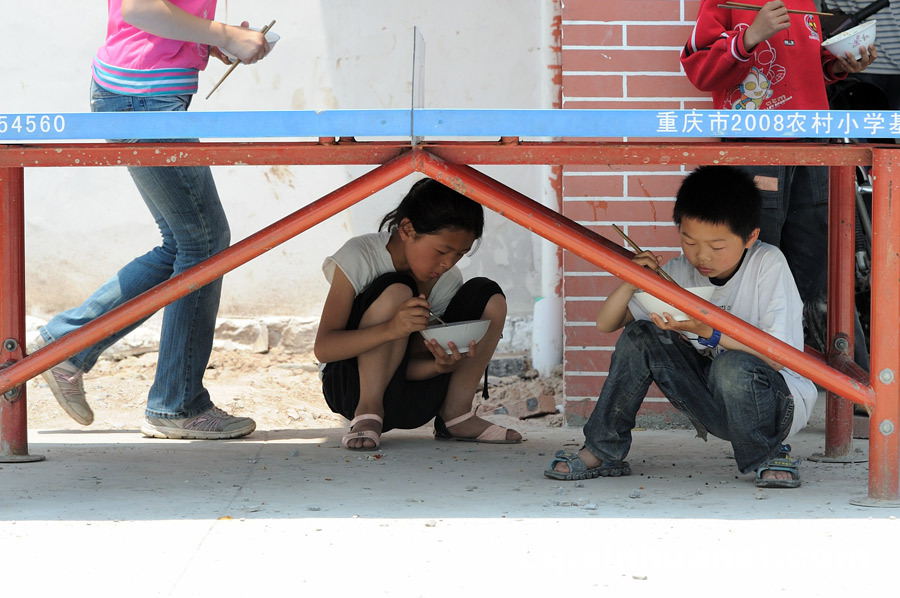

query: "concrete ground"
(2, 411), (898, 597)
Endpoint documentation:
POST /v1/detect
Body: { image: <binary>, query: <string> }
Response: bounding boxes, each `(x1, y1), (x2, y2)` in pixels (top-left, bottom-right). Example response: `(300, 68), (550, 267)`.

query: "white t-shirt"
(627, 241), (817, 438)
(322, 231), (463, 316)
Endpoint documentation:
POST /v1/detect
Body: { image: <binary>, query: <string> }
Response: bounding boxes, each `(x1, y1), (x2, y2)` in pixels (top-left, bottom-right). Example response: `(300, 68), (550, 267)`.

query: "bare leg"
(347, 283), (413, 449)
(438, 294), (522, 442)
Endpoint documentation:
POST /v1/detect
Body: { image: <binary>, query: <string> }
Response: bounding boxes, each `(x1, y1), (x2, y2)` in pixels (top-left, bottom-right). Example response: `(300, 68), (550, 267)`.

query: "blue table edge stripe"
(2, 109), (900, 141)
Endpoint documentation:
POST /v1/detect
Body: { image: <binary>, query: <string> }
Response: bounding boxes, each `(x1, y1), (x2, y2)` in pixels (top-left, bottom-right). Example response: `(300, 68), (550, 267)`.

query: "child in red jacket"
(680, 0), (875, 363)
(681, 0), (862, 110)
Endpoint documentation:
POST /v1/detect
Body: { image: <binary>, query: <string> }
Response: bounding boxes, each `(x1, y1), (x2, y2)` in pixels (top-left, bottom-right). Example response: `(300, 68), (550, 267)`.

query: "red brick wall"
(560, 0), (711, 425)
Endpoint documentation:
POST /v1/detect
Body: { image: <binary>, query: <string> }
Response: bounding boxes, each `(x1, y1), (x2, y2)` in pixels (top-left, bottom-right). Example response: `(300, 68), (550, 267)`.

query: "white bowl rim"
(423, 318), (488, 331)
(632, 285), (715, 297)
(632, 286), (715, 320)
(822, 19), (876, 45)
(420, 319), (490, 353)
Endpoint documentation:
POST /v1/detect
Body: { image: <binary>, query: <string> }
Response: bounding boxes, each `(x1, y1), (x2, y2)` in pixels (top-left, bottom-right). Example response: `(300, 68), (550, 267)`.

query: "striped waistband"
(92, 56), (199, 96)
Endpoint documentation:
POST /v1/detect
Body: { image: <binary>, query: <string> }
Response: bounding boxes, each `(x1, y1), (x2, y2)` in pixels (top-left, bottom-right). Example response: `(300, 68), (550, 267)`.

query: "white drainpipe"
(531, 0), (563, 377)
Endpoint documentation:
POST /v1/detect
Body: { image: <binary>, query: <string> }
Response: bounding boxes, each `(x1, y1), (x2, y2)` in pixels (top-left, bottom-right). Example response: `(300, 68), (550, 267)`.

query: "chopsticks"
(612, 224), (681, 286)
(206, 19), (276, 100)
(717, 1), (832, 16)
(428, 310), (448, 326)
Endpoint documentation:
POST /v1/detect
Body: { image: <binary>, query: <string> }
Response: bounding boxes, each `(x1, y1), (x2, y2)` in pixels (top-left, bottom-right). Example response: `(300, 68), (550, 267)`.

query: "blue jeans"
(40, 81), (230, 418)
(583, 320), (794, 473)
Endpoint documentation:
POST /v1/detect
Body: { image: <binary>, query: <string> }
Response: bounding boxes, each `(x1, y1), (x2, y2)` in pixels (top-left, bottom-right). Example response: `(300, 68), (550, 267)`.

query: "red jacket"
(681, 0), (843, 110)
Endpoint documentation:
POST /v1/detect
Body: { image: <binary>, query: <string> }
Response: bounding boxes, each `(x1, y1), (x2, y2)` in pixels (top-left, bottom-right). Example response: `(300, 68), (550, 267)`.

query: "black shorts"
(321, 272), (504, 431)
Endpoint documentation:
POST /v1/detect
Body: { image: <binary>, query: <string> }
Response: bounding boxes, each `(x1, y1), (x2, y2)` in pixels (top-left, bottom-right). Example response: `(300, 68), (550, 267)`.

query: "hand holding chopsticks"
(717, 1), (832, 17)
(612, 224), (681, 286)
(206, 20), (276, 100)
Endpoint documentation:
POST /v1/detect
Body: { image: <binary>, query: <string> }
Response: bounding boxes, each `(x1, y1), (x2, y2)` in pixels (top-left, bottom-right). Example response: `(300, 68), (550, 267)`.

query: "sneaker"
(141, 406), (256, 440)
(28, 335), (94, 426)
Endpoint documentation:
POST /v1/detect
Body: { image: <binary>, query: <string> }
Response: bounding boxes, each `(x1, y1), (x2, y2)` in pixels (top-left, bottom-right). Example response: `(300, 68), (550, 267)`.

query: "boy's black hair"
(673, 165), (761, 241)
(379, 178), (484, 239)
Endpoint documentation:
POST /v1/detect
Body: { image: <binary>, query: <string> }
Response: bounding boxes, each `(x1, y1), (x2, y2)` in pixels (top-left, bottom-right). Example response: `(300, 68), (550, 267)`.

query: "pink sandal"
(341, 414), (383, 450)
(436, 411), (521, 444)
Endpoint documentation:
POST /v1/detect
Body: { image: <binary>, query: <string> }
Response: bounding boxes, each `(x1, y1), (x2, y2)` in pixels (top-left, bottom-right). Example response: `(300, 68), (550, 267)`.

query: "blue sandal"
(755, 445), (801, 489)
(544, 449), (631, 481)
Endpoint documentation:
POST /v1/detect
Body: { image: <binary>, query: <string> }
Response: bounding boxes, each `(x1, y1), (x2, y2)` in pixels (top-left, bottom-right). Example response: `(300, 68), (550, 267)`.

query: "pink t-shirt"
(93, 0), (217, 95)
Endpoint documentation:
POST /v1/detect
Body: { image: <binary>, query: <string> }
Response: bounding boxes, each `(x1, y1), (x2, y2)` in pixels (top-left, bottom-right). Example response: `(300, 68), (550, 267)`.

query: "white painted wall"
(7, 1), (555, 329)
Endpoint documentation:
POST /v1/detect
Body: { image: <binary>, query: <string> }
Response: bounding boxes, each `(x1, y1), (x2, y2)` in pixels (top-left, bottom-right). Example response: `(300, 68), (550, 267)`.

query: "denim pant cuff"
(145, 400), (213, 420)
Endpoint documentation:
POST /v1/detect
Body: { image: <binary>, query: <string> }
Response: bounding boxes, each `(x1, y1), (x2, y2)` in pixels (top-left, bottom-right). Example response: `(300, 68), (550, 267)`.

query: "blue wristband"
(697, 329), (721, 348)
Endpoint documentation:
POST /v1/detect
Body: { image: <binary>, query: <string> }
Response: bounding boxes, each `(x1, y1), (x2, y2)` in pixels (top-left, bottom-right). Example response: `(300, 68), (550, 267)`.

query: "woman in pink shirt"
(32, 0), (271, 439)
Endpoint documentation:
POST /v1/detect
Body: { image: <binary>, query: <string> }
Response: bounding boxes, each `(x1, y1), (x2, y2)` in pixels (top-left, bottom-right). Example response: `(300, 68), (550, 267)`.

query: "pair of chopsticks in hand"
(206, 20), (276, 100)
(428, 309), (448, 326)
(717, 1), (832, 16)
(612, 224), (681, 287)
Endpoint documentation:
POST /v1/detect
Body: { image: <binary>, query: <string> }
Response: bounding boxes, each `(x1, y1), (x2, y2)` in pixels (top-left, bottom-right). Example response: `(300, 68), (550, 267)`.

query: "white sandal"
(341, 414), (383, 450)
(436, 411), (521, 444)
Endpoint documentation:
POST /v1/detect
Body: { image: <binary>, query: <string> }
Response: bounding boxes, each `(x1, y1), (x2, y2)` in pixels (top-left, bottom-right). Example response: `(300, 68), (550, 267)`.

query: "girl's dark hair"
(673, 166), (761, 242)
(379, 178), (484, 239)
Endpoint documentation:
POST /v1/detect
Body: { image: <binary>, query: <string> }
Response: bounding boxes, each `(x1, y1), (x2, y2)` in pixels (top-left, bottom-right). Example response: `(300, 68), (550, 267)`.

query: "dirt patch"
(24, 348), (565, 432)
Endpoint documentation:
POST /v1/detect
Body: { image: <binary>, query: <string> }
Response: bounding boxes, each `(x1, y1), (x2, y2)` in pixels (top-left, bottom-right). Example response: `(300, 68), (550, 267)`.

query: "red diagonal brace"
(416, 149), (875, 409)
(0, 152), (416, 398)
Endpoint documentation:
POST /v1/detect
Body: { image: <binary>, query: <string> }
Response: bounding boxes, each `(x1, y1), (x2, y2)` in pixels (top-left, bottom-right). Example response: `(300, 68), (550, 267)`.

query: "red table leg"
(811, 166), (860, 462)
(855, 149), (900, 504)
(0, 167), (44, 462)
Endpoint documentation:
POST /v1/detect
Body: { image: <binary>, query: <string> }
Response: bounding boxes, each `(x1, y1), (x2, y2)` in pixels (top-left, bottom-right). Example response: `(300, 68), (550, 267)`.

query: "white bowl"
(822, 20), (876, 61)
(420, 319), (490, 354)
(220, 27), (281, 63)
(632, 286), (716, 321)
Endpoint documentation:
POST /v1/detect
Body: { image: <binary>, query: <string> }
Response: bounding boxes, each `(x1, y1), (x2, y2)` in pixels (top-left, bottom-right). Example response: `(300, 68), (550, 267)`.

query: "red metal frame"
(1, 140), (897, 501)
(0, 167), (33, 459)
(868, 148), (900, 501)
(824, 166), (857, 458)
(0, 141), (873, 168)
